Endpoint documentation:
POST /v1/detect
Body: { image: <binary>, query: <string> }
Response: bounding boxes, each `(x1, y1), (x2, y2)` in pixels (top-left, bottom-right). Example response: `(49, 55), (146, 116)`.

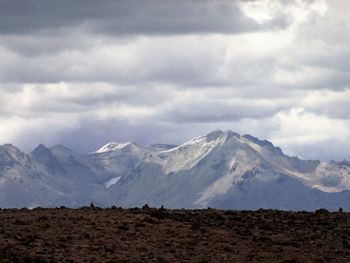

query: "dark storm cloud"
(43, 118), (174, 154)
(17, 117), (199, 154)
(161, 101), (286, 123)
(0, 33), (97, 57)
(0, 0), (281, 36)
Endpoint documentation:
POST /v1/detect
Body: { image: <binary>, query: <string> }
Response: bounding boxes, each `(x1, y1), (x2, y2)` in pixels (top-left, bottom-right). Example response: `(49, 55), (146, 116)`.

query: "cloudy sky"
(0, 0), (349, 160)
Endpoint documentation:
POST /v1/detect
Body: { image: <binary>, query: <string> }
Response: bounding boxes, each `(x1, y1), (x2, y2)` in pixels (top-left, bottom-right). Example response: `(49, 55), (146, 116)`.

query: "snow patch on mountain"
(95, 142), (134, 154)
(158, 130), (232, 173)
(104, 176), (121, 189)
(1, 129), (350, 210)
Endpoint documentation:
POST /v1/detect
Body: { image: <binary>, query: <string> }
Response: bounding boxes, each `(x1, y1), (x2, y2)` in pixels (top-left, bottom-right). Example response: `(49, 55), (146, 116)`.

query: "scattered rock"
(315, 208), (329, 214)
(0, 208), (349, 262)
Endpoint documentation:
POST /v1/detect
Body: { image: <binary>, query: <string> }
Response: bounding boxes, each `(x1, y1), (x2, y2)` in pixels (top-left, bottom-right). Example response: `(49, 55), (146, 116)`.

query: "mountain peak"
(31, 144), (65, 174)
(0, 144), (26, 161)
(1, 143), (21, 152)
(206, 130), (224, 141)
(206, 129), (240, 142)
(95, 141), (137, 154)
(223, 129), (240, 139)
(243, 134), (283, 155)
(31, 144), (51, 156)
(0, 144), (24, 167)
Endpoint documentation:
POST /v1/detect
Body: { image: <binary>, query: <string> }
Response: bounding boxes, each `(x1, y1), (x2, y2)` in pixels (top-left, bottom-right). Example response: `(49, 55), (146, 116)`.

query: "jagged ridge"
(0, 130), (349, 210)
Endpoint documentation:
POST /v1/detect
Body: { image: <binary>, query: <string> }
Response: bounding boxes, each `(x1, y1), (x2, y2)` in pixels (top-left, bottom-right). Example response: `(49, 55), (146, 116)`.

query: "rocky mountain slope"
(1, 130), (350, 210)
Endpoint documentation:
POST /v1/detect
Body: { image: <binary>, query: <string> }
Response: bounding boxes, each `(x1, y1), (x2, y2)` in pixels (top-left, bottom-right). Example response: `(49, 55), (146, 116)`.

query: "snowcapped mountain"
(1, 130), (350, 210)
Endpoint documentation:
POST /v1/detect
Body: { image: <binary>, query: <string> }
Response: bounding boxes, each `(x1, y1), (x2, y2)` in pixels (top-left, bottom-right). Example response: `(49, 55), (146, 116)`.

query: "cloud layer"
(0, 0), (349, 161)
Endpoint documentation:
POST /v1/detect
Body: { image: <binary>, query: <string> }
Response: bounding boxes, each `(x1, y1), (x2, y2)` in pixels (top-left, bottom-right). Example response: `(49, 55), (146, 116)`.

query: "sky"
(0, 0), (349, 161)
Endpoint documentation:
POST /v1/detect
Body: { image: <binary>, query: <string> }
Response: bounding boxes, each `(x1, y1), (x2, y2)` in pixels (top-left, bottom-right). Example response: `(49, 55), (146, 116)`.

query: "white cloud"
(270, 108), (350, 155)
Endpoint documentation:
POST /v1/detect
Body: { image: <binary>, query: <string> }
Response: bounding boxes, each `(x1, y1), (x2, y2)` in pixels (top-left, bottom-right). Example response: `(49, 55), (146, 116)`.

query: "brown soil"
(0, 206), (349, 262)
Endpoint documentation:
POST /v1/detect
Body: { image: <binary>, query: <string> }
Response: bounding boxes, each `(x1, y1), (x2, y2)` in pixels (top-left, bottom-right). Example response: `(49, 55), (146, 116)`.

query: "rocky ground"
(0, 206), (349, 262)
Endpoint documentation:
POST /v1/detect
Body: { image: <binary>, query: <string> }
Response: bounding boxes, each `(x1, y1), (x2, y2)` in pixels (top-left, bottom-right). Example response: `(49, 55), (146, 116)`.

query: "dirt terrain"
(0, 206), (349, 262)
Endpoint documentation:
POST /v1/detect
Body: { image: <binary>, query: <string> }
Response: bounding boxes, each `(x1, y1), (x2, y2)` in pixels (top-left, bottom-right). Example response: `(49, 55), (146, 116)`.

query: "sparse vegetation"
(0, 207), (350, 262)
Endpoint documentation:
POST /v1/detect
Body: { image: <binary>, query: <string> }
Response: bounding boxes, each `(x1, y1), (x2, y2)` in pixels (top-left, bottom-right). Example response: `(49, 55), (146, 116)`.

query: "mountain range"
(1, 129), (350, 211)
